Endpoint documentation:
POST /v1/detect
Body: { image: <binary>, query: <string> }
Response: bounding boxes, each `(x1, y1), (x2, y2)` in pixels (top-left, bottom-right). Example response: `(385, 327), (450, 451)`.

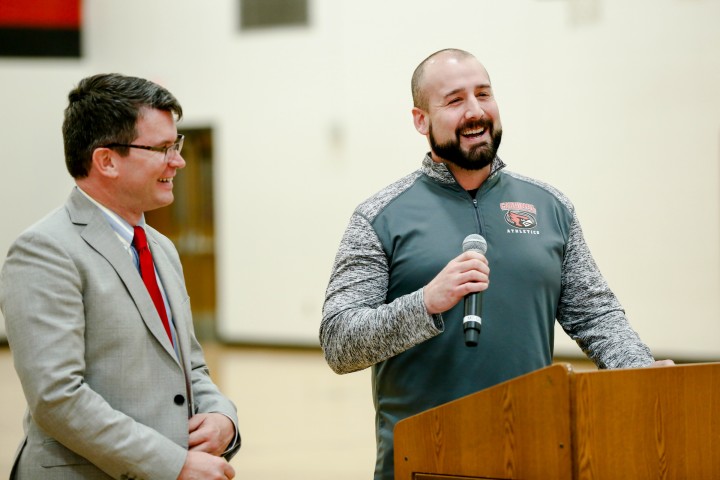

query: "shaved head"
(411, 48), (477, 110)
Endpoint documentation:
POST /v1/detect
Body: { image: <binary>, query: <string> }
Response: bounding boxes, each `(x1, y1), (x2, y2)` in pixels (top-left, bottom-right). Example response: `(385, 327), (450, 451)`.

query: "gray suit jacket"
(0, 188), (240, 480)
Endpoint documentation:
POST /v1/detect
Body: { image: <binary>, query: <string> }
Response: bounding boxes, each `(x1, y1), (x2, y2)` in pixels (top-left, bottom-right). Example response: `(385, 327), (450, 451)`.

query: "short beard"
(429, 120), (502, 171)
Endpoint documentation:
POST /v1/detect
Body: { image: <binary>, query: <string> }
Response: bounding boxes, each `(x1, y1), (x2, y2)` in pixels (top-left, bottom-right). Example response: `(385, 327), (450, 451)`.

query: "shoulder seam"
(354, 170), (423, 223)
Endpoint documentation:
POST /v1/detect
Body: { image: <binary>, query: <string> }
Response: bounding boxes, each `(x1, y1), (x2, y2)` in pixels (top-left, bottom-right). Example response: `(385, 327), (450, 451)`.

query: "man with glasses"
(0, 73), (239, 480)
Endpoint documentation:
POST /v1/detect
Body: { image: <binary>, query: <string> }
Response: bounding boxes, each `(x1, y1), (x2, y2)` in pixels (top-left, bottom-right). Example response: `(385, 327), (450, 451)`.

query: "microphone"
(462, 234), (488, 347)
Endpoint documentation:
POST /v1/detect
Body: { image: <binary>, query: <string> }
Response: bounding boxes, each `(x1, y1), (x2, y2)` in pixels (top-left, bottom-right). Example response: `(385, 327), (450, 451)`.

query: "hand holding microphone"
(461, 234), (487, 347)
(422, 234), (489, 346)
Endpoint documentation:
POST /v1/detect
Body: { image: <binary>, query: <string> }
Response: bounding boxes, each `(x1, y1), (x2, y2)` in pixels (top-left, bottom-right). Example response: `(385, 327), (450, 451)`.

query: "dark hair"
(411, 48), (475, 110)
(62, 73), (183, 178)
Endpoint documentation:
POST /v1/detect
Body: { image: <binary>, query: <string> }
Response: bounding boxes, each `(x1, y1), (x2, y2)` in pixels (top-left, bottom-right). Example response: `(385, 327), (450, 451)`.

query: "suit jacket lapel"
(147, 236), (192, 364)
(66, 189), (180, 364)
(148, 235), (195, 408)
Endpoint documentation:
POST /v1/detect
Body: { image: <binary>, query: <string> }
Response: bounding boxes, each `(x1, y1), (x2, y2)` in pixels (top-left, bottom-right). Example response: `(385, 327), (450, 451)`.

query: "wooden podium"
(394, 362), (720, 480)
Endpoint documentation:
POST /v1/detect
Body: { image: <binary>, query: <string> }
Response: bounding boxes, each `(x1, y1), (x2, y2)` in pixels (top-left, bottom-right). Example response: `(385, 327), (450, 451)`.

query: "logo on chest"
(500, 202), (540, 235)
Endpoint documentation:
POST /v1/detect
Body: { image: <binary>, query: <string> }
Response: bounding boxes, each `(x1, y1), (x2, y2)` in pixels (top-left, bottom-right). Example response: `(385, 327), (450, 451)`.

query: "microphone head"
(462, 234), (487, 254)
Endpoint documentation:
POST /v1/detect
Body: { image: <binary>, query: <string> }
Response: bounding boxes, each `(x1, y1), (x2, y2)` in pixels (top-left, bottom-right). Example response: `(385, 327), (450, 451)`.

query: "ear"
(91, 147), (120, 179)
(412, 107), (429, 135)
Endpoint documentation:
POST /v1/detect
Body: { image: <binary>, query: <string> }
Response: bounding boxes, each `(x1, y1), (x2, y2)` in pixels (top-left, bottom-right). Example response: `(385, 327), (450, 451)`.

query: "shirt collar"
(76, 186), (145, 246)
(421, 153), (506, 185)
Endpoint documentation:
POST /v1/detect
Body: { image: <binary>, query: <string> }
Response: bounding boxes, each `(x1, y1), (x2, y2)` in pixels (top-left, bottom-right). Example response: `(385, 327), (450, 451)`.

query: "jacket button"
(174, 394), (185, 406)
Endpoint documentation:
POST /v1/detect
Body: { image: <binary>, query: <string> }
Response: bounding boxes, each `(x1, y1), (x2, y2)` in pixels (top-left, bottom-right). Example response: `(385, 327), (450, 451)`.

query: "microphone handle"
(463, 292), (483, 347)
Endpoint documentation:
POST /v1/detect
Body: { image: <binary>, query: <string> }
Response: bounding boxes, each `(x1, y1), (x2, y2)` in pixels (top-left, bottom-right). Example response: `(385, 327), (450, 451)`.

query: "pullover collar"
(420, 153), (506, 187)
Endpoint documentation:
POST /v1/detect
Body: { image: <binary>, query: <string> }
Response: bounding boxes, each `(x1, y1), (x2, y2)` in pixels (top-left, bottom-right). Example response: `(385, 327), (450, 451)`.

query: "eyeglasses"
(104, 134), (184, 162)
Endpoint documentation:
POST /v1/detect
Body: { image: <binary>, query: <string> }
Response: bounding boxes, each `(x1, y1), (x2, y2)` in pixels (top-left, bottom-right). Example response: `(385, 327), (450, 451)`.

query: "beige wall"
(0, 0), (718, 360)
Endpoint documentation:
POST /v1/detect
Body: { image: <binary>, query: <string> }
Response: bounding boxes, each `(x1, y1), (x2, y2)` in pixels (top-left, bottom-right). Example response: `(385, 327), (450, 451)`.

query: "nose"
(465, 96), (485, 120)
(168, 151), (186, 169)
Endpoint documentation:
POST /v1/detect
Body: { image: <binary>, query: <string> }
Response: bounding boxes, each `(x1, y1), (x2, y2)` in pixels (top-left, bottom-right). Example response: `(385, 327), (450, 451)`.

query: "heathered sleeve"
(320, 212), (442, 375)
(556, 212), (655, 369)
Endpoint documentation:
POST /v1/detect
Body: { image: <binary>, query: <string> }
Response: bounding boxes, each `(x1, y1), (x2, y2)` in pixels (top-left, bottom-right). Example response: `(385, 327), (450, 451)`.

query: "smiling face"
(99, 108), (185, 224)
(413, 53), (502, 172)
(116, 108), (185, 222)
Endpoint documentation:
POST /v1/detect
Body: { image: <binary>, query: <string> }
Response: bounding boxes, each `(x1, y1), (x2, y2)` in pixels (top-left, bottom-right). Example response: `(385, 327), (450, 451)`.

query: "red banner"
(0, 0), (80, 28)
(0, 0), (81, 56)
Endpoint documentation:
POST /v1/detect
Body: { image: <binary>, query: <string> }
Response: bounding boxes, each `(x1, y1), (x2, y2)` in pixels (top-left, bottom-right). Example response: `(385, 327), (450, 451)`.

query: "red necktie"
(133, 226), (173, 345)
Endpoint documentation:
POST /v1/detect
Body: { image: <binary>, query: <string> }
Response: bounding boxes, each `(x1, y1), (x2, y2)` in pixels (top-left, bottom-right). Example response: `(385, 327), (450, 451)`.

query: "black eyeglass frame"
(103, 134), (184, 161)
